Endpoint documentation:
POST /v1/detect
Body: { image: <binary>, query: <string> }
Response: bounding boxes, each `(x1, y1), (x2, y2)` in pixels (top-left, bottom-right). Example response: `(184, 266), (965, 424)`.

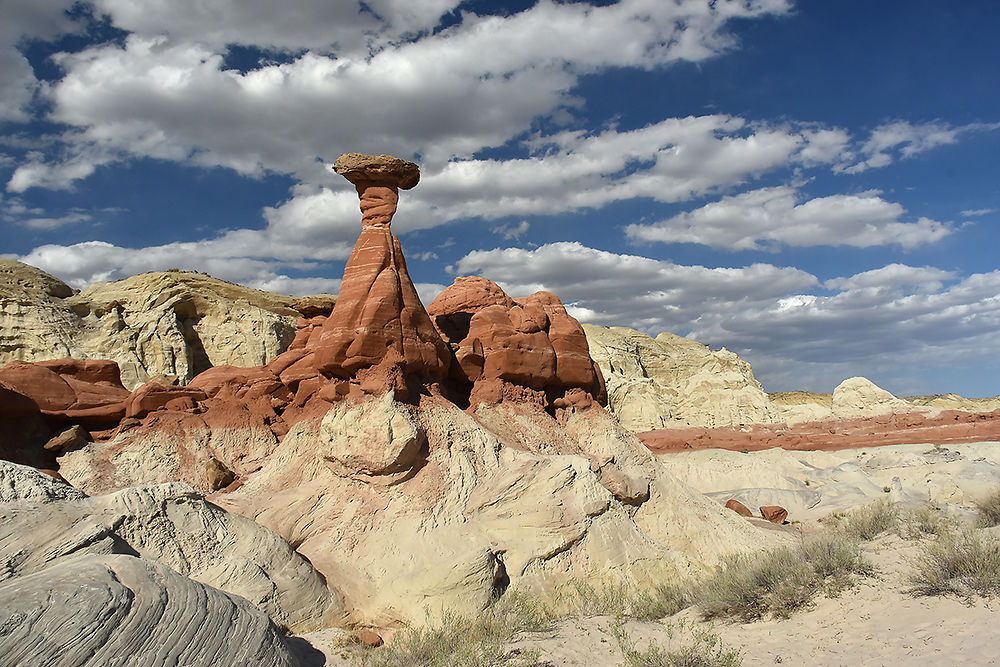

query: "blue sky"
(2, 0), (999, 397)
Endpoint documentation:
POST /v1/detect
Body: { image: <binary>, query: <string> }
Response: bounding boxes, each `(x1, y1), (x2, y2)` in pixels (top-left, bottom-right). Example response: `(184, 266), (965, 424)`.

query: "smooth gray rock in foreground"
(0, 461), (346, 632)
(0, 554), (299, 667)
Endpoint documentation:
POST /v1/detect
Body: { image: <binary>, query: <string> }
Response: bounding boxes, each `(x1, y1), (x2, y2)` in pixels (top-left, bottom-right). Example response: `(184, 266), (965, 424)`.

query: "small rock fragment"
(725, 499), (753, 517)
(356, 629), (383, 647)
(43, 425), (89, 453)
(206, 456), (236, 491)
(759, 505), (788, 524)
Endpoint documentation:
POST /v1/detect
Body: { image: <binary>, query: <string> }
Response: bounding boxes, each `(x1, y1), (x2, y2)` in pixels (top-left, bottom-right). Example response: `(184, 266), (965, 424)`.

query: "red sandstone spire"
(312, 154), (451, 394)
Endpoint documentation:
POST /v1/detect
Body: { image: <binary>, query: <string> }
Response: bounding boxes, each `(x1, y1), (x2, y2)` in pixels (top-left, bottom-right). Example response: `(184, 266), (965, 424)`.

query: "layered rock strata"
(0, 555), (300, 667)
(0, 461), (338, 665)
(584, 325), (780, 430)
(0, 461), (346, 632)
(0, 261), (307, 389)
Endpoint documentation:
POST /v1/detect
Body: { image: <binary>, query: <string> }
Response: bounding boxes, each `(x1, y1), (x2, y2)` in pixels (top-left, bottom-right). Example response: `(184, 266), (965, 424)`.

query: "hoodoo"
(312, 154), (451, 396)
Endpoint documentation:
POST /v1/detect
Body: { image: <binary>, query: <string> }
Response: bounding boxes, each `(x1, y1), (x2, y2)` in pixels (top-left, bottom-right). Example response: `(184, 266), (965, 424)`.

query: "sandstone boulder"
(759, 505), (788, 524)
(725, 499), (754, 517)
(320, 391), (426, 482)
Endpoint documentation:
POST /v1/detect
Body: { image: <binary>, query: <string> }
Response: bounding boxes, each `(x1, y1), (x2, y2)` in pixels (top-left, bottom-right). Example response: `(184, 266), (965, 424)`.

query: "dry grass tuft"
(899, 504), (950, 539)
(611, 620), (743, 667)
(556, 580), (693, 621)
(974, 487), (1000, 528)
(909, 528), (1000, 599)
(698, 532), (871, 622)
(355, 592), (552, 667)
(835, 498), (899, 541)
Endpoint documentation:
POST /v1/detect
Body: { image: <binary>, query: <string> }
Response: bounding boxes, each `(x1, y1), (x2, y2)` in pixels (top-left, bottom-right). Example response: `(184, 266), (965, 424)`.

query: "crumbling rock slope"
(584, 324), (781, 431)
(0, 262), (307, 389)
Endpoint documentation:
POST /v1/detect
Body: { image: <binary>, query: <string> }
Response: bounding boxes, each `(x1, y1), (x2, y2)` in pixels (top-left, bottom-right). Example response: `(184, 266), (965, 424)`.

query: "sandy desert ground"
(297, 439), (1000, 666)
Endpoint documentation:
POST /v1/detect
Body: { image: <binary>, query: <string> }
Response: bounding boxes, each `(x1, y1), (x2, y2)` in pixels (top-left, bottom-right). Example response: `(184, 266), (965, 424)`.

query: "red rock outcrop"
(310, 154), (451, 396)
(427, 276), (606, 409)
(0, 359), (129, 425)
(638, 408), (1000, 454)
(0, 358), (131, 469)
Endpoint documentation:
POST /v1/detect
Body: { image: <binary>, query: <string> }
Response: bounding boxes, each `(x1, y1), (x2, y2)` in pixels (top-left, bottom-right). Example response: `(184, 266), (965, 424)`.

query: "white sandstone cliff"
(583, 324), (782, 431)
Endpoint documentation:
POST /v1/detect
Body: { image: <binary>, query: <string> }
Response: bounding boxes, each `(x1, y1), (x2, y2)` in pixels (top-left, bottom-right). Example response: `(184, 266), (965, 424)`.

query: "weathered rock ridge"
(584, 325), (780, 431)
(1, 260), (309, 389)
(0, 461), (328, 664)
(585, 326), (1000, 436)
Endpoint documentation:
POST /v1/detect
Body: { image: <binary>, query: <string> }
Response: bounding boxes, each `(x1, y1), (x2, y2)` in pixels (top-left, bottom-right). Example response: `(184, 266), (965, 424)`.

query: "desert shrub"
(836, 498), (898, 541)
(698, 546), (816, 621)
(899, 504), (950, 539)
(611, 621), (742, 667)
(356, 592), (551, 667)
(553, 580), (693, 621)
(975, 487), (1000, 528)
(800, 533), (873, 592)
(698, 534), (871, 622)
(909, 528), (1000, 598)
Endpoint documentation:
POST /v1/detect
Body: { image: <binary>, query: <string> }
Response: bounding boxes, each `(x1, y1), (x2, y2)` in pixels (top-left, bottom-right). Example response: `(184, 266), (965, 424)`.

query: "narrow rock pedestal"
(312, 154), (452, 396)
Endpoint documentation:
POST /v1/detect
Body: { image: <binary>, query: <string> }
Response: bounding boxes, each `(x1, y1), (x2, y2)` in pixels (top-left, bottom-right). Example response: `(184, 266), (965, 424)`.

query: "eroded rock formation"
(428, 276), (606, 409)
(584, 325), (781, 430)
(311, 154), (451, 395)
(12, 150), (997, 653)
(0, 262), (307, 389)
(0, 153), (796, 642)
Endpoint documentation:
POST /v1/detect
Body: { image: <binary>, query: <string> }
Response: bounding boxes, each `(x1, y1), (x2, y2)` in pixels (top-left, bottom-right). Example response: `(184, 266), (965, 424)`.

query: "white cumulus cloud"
(626, 186), (952, 250)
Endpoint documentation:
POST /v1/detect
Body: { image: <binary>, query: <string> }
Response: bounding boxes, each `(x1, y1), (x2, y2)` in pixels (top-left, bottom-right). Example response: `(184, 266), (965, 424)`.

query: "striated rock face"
(70, 271), (302, 389)
(428, 276), (606, 409)
(583, 325), (781, 431)
(0, 555), (299, 667)
(0, 263), (308, 390)
(0, 461), (346, 633)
